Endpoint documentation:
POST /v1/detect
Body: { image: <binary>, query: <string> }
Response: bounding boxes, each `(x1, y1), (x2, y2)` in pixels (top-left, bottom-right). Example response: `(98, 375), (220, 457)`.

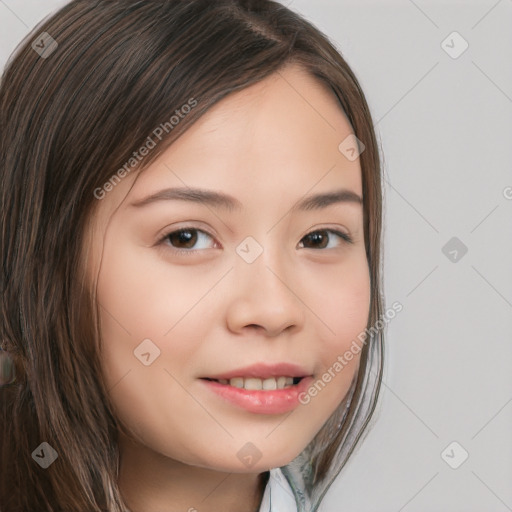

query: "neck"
(117, 432), (269, 512)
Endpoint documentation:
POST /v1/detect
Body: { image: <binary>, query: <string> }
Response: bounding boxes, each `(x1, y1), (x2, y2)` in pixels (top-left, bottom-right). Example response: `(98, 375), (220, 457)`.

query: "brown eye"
(162, 228), (217, 253)
(167, 229), (198, 249)
(299, 229), (352, 250)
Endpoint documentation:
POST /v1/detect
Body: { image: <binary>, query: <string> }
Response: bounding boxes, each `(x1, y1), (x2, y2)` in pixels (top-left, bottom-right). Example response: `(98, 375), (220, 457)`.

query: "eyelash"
(157, 226), (353, 256)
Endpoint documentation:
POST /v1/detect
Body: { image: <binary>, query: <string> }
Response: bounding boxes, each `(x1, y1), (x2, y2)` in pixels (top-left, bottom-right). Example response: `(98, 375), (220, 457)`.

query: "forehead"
(101, 62), (363, 218)
(142, 64), (356, 187)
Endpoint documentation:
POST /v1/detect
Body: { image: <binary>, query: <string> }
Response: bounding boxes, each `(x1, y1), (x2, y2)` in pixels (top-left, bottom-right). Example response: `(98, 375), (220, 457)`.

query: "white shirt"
(258, 468), (298, 512)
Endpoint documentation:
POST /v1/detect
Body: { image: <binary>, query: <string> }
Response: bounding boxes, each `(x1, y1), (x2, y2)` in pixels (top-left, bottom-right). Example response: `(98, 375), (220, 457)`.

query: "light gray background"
(1, 1), (511, 510)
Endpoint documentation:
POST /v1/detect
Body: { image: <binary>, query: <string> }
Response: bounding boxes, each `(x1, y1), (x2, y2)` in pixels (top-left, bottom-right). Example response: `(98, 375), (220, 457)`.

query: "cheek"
(322, 271), (371, 356)
(304, 250), (371, 350)
(95, 237), (213, 342)
(94, 243), (217, 460)
(300, 254), (370, 406)
(94, 237), (214, 403)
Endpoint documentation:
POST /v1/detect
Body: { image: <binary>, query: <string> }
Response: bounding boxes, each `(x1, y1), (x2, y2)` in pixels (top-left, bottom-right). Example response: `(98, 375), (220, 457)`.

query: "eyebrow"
(129, 186), (362, 212)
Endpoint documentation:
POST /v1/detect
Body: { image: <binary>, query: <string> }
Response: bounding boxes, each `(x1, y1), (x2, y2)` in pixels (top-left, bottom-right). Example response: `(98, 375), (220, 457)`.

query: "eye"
(298, 229), (353, 250)
(158, 226), (353, 256)
(160, 227), (218, 254)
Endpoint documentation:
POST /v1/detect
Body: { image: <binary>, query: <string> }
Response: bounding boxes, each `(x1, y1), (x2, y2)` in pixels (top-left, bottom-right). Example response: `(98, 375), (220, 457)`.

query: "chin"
(190, 446), (306, 474)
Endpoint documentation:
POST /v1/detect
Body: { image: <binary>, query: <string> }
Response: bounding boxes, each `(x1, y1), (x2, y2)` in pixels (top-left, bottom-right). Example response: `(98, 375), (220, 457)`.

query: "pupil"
(306, 230), (327, 249)
(170, 229), (197, 248)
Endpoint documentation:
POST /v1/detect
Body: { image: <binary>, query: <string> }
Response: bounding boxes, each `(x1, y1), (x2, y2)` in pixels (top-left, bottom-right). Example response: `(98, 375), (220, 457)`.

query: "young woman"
(0, 1), (385, 511)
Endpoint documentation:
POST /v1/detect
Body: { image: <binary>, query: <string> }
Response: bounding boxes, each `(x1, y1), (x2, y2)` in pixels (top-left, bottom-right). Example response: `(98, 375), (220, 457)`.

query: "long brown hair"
(0, 1), (384, 510)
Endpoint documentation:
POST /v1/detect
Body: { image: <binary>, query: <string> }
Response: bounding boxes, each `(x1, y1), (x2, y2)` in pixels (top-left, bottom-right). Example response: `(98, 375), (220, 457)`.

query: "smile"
(203, 376), (303, 390)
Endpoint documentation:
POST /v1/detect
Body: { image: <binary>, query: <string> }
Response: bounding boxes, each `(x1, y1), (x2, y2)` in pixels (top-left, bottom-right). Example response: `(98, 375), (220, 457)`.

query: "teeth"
(276, 376), (286, 388)
(218, 376), (298, 390)
(229, 377), (244, 388)
(245, 378), (262, 390)
(262, 378), (277, 390)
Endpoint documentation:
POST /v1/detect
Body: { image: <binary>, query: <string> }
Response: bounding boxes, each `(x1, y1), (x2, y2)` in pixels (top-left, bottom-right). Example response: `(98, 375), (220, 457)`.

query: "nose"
(225, 248), (305, 337)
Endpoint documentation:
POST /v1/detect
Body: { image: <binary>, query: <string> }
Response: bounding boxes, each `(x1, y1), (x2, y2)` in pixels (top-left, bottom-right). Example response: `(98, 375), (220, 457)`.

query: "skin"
(85, 62), (370, 512)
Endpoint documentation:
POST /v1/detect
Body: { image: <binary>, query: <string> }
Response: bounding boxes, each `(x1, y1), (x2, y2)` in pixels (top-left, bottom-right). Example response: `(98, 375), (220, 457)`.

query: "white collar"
(258, 468), (298, 512)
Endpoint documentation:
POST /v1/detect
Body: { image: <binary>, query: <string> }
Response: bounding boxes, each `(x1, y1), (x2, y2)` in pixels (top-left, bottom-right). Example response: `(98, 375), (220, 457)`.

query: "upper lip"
(203, 362), (312, 380)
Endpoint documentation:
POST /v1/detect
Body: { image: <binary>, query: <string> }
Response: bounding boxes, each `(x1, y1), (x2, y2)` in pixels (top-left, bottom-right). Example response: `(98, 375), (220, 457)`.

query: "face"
(87, 62), (370, 473)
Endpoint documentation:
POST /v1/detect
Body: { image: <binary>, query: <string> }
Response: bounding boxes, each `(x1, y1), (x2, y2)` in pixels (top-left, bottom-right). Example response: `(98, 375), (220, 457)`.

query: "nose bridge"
(227, 234), (305, 336)
(236, 232), (290, 292)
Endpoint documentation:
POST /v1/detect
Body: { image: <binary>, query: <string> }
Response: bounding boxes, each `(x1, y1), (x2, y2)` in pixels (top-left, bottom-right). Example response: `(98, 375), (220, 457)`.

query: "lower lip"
(200, 376), (314, 415)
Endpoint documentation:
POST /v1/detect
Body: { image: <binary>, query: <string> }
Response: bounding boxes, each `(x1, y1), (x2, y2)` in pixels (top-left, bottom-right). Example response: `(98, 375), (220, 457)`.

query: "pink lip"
(200, 375), (315, 415)
(203, 362), (311, 380)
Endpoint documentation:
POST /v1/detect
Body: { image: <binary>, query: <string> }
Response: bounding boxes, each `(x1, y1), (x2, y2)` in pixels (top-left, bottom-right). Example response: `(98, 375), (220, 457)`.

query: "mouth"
(199, 363), (314, 414)
(201, 376), (304, 390)
(199, 362), (313, 414)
